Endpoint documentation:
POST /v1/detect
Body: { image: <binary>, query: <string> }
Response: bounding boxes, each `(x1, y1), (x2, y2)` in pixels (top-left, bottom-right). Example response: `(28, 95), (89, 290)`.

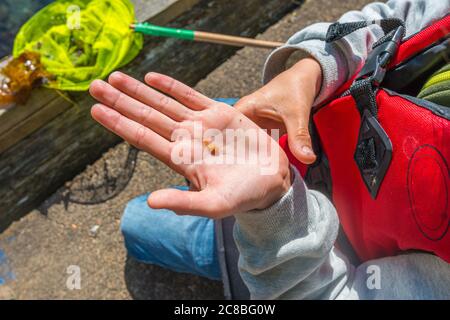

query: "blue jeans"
(121, 187), (222, 280)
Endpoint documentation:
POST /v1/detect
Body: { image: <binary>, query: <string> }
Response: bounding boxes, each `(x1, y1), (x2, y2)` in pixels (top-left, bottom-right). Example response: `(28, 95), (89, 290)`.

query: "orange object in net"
(0, 52), (53, 108)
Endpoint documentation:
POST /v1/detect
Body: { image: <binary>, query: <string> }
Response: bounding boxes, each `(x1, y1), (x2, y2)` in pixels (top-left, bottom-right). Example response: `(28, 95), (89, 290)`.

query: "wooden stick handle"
(131, 23), (283, 49)
(194, 31), (283, 49)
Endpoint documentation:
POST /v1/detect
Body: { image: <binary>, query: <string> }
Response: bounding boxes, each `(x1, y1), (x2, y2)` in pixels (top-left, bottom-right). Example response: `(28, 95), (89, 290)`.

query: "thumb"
(147, 188), (226, 218)
(235, 94), (285, 132)
(283, 108), (316, 165)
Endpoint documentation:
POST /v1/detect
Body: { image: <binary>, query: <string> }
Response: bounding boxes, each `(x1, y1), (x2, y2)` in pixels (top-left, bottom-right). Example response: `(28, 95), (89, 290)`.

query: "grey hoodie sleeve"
(263, 0), (450, 106)
(233, 167), (450, 300)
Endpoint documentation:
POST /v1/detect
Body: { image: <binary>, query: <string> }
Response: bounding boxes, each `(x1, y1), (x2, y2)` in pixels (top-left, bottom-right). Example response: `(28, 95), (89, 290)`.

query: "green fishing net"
(12, 0), (143, 91)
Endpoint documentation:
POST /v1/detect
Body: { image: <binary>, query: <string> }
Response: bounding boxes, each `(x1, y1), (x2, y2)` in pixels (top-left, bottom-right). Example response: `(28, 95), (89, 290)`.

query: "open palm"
(90, 72), (291, 218)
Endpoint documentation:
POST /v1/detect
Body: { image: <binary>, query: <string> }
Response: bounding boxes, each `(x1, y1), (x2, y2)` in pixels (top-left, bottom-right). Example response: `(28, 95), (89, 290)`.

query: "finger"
(145, 72), (214, 111)
(91, 104), (177, 169)
(90, 80), (177, 140)
(107, 72), (193, 122)
(283, 106), (316, 165)
(148, 188), (229, 218)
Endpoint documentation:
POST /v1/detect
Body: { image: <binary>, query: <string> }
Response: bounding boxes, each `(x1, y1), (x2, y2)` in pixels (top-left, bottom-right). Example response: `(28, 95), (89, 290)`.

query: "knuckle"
(133, 81), (142, 96)
(170, 122), (183, 141)
(185, 87), (197, 102)
(139, 107), (153, 124)
(195, 111), (208, 123)
(110, 112), (121, 132)
(183, 108), (194, 119)
(166, 77), (177, 92)
(110, 90), (122, 108)
(293, 127), (311, 139)
(134, 126), (147, 149)
(159, 94), (170, 109)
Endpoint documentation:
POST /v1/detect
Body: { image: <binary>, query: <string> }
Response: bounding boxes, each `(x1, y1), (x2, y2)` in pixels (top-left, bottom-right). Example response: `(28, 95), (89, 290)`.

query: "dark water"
(0, 0), (54, 58)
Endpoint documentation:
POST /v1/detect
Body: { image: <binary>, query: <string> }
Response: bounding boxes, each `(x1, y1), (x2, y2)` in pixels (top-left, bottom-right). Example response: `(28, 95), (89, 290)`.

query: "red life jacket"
(279, 15), (450, 263)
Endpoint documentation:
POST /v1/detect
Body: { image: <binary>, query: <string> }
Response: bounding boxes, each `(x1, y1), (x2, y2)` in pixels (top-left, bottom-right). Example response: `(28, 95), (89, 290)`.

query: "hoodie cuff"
(234, 166), (309, 248)
(263, 39), (348, 106)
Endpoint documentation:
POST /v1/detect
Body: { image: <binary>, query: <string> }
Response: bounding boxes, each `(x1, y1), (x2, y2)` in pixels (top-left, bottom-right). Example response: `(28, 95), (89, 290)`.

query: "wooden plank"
(137, 0), (200, 25)
(0, 90), (59, 136)
(0, 91), (72, 154)
(0, 0), (297, 230)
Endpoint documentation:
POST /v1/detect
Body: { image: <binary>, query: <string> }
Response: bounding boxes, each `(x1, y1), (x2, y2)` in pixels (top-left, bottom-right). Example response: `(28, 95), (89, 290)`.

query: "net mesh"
(13, 0), (143, 91)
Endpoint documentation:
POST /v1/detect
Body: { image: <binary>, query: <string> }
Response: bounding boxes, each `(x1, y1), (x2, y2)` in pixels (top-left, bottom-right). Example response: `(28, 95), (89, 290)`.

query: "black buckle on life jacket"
(354, 110), (393, 199)
(357, 26), (404, 85)
(350, 26), (403, 198)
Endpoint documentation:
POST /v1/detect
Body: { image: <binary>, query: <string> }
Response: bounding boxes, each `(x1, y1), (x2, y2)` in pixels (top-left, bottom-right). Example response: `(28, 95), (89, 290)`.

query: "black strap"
(326, 20), (368, 42)
(350, 25), (405, 118)
(373, 26), (404, 48)
(349, 78), (378, 117)
(326, 18), (405, 50)
(335, 21), (404, 199)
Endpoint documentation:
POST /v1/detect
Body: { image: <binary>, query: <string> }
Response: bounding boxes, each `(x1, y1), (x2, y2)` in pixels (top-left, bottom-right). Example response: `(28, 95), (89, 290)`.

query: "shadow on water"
(124, 256), (225, 300)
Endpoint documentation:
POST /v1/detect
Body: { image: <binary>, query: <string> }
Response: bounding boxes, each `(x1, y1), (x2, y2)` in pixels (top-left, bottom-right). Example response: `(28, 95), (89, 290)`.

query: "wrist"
(255, 163), (292, 211)
(261, 57), (322, 112)
(289, 57), (323, 98)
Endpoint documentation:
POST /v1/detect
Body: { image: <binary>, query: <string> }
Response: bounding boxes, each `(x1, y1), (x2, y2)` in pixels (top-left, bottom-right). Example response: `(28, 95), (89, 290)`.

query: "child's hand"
(90, 72), (291, 218)
(235, 57), (322, 164)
